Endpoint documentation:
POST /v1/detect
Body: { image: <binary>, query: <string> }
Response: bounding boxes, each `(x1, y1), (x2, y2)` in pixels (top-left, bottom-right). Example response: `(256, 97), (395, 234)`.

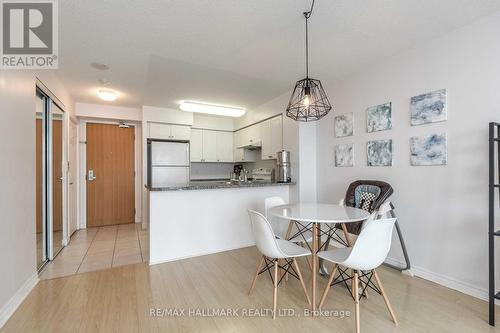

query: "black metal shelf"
(489, 122), (500, 326)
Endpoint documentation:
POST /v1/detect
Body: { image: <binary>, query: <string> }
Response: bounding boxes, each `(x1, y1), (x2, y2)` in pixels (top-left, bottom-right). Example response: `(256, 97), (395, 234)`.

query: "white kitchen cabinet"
(149, 122), (191, 140)
(270, 116), (283, 158)
(216, 131), (234, 162)
(260, 120), (272, 159)
(190, 129), (203, 162)
(202, 130), (217, 162)
(235, 123), (261, 147)
(171, 125), (191, 140)
(261, 115), (283, 160)
(191, 129), (234, 163)
(234, 130), (244, 148)
(149, 122), (171, 139)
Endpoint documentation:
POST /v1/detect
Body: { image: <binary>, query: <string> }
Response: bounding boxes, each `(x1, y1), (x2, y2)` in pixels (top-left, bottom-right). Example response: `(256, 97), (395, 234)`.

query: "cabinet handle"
(268, 155), (273, 158)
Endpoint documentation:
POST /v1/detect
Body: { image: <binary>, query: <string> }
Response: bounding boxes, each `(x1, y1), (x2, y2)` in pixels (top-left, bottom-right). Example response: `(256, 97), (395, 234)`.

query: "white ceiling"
(57, 0), (500, 109)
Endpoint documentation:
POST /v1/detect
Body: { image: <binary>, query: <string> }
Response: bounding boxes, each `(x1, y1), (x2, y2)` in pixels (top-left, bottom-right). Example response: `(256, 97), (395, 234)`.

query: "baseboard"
(149, 242), (255, 266)
(384, 257), (495, 304)
(0, 273), (39, 329)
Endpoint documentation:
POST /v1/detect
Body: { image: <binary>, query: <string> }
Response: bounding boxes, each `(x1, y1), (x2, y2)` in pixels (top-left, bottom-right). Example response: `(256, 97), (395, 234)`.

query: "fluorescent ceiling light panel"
(179, 101), (245, 117)
(98, 89), (117, 101)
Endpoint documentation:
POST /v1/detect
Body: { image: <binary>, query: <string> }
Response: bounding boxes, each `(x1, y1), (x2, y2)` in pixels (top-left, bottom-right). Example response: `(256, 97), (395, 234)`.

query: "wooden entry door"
(86, 123), (135, 227)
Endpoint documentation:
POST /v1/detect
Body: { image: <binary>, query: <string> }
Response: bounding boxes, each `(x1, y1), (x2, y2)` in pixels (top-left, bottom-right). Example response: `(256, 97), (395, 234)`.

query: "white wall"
(0, 70), (74, 327)
(192, 114), (234, 131)
(142, 105), (193, 125)
(316, 11), (500, 301)
(75, 102), (141, 121)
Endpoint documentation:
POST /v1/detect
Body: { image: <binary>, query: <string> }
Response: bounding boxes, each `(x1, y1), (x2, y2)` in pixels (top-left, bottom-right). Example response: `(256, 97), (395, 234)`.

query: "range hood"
(237, 141), (262, 150)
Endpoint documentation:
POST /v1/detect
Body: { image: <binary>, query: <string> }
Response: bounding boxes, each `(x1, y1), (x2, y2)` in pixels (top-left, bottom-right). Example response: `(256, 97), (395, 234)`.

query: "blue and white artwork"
(335, 144), (354, 167)
(334, 113), (354, 138)
(410, 133), (447, 166)
(410, 89), (447, 126)
(367, 102), (392, 132)
(367, 139), (393, 166)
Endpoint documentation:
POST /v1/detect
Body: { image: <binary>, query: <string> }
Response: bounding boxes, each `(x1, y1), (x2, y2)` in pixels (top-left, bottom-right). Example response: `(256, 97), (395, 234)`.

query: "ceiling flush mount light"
(286, 0), (332, 122)
(179, 101), (245, 117)
(98, 89), (117, 101)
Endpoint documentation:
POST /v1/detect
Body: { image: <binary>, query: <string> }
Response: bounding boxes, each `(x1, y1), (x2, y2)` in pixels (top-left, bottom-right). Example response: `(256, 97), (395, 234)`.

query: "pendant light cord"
(304, 0), (315, 78)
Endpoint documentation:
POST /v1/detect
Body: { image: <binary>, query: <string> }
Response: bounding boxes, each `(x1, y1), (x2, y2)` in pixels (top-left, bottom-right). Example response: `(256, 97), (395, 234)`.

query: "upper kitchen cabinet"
(190, 129), (203, 162)
(216, 131), (234, 162)
(191, 129), (234, 163)
(261, 115), (283, 160)
(148, 122), (191, 141)
(236, 123), (261, 148)
(202, 130), (217, 162)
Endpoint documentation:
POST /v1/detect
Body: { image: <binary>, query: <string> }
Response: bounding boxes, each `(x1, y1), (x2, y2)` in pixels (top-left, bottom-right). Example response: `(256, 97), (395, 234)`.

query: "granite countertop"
(145, 180), (296, 192)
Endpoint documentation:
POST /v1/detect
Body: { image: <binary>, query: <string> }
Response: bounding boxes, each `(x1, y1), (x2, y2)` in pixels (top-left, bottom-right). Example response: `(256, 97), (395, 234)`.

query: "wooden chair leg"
(319, 264), (338, 309)
(284, 222), (294, 281)
(248, 256), (264, 296)
(354, 271), (360, 333)
(341, 224), (353, 247)
(293, 258), (311, 305)
(273, 260), (278, 320)
(373, 270), (398, 325)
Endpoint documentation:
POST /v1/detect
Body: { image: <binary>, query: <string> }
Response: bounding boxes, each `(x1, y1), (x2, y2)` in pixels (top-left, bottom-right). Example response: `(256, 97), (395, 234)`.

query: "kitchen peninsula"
(147, 181), (295, 265)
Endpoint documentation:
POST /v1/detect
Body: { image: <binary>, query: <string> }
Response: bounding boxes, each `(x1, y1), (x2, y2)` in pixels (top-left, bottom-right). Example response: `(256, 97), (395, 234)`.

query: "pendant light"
(286, 0), (332, 122)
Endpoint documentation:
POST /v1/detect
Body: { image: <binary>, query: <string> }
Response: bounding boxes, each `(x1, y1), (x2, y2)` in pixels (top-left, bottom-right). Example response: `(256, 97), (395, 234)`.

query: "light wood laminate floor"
(4, 246), (499, 332)
(39, 224), (149, 280)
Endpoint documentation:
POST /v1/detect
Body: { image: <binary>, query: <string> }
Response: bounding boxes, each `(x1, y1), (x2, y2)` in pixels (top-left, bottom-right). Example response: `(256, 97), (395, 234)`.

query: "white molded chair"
(265, 196), (313, 243)
(317, 212), (398, 333)
(247, 210), (311, 319)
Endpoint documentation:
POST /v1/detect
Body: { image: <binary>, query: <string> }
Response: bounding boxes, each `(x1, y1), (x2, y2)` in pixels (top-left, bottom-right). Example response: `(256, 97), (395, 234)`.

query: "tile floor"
(39, 223), (148, 280)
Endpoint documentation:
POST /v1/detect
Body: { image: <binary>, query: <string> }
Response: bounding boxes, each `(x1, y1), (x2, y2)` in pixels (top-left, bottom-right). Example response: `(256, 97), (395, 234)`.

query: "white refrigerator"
(148, 140), (190, 187)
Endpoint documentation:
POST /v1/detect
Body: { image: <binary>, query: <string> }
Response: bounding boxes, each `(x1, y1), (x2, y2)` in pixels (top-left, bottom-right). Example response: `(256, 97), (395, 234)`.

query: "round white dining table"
(269, 203), (370, 312)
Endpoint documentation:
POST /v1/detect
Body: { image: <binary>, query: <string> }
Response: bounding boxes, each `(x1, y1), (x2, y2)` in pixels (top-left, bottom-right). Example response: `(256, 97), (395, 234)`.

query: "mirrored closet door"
(35, 90), (47, 270)
(36, 87), (67, 271)
(51, 103), (64, 257)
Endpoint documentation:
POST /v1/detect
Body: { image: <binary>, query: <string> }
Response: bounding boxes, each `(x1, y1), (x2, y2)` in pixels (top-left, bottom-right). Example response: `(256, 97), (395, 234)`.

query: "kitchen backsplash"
(191, 162), (234, 180)
(242, 159), (277, 176)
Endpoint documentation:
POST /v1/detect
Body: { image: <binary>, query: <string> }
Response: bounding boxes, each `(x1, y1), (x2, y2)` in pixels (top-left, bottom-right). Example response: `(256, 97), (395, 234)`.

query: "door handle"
(87, 169), (97, 181)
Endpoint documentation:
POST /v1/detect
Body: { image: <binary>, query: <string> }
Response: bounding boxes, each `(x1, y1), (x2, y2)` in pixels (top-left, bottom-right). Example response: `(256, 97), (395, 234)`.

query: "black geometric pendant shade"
(286, 77), (332, 122)
(285, 0), (332, 122)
